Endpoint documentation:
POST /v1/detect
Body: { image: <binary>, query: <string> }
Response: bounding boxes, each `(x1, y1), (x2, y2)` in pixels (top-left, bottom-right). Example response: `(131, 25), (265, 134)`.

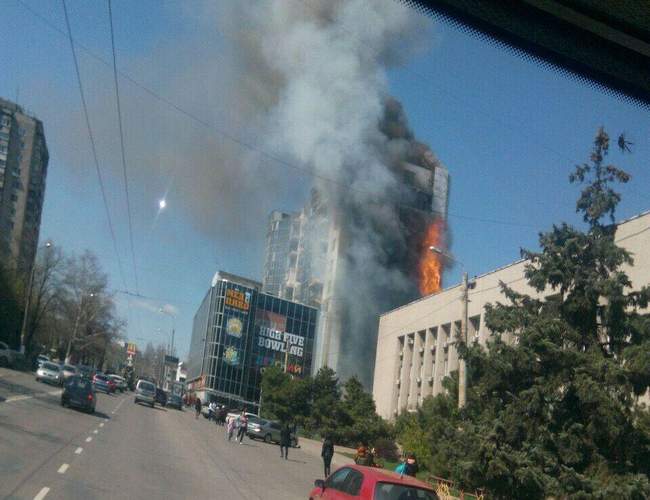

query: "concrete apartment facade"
(372, 211), (650, 419)
(0, 98), (49, 275)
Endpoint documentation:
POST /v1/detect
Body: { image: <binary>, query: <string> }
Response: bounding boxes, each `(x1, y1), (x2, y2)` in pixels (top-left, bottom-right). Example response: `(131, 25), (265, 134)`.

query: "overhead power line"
(61, 0), (128, 292)
(107, 0), (141, 293)
(17, 0), (536, 229)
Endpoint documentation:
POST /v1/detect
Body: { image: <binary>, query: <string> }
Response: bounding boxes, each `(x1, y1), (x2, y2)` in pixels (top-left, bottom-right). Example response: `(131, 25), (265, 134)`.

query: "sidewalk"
(298, 437), (356, 468)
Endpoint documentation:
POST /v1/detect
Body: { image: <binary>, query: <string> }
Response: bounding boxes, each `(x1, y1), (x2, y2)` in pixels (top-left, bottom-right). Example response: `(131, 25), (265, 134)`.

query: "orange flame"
(418, 218), (445, 296)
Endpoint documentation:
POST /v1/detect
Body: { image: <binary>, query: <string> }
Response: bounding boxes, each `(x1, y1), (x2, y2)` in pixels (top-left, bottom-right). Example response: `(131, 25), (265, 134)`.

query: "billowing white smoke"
(219, 0), (434, 386)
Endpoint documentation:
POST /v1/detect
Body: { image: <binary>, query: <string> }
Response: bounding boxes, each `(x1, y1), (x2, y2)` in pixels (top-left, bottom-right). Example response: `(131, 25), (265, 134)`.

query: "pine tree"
(409, 129), (650, 498)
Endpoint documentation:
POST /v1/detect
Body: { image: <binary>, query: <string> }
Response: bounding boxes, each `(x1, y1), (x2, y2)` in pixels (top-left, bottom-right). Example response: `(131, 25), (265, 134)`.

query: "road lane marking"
(99, 423), (104, 428)
(57, 463), (69, 474)
(3, 389), (62, 403)
(93, 429), (98, 434)
(75, 447), (83, 454)
(34, 487), (50, 500)
(5, 395), (31, 402)
(111, 397), (126, 414)
(85, 437), (92, 443)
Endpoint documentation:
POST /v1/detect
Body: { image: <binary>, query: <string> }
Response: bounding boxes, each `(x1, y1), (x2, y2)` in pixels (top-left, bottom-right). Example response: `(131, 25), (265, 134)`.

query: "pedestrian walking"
(194, 398), (202, 420)
(236, 411), (248, 444)
(226, 415), (236, 441)
(279, 423), (292, 460)
(321, 435), (334, 477)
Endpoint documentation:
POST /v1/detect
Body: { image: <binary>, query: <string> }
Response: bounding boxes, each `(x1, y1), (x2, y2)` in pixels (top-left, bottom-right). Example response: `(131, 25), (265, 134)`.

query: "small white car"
(36, 362), (62, 385)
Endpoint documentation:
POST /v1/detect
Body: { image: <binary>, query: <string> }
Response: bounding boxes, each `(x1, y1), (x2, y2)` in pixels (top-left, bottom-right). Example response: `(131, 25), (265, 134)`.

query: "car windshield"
(95, 375), (108, 381)
(64, 365), (75, 371)
(374, 483), (437, 500)
(139, 382), (155, 392)
(43, 363), (60, 371)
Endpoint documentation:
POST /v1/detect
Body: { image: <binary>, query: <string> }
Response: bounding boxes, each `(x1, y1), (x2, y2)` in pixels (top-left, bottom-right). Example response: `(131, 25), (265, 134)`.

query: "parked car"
(61, 376), (96, 413)
(36, 361), (62, 385)
(36, 354), (50, 368)
(309, 465), (437, 500)
(0, 341), (20, 368)
(93, 373), (116, 394)
(248, 418), (299, 447)
(134, 379), (156, 407)
(155, 387), (168, 406)
(61, 364), (78, 382)
(167, 394), (183, 410)
(108, 374), (127, 393)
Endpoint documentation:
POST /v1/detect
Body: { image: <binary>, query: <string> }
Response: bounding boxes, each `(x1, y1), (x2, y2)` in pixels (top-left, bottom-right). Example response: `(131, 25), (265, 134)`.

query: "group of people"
(224, 411), (249, 444)
(352, 443), (419, 477)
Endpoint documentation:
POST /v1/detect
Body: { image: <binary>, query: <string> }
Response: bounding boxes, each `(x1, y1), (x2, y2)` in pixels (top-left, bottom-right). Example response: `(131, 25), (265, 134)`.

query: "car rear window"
(373, 482), (437, 500)
(95, 375), (108, 381)
(64, 365), (75, 371)
(43, 362), (60, 371)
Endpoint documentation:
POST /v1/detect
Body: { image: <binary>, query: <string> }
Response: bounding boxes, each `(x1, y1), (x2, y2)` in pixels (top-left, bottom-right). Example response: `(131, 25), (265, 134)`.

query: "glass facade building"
(187, 271), (317, 410)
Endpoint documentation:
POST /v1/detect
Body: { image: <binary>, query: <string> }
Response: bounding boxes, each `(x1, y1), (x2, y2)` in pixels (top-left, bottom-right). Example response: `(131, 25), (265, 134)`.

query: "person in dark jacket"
(279, 423), (292, 459)
(404, 453), (419, 477)
(194, 398), (202, 420)
(321, 436), (334, 477)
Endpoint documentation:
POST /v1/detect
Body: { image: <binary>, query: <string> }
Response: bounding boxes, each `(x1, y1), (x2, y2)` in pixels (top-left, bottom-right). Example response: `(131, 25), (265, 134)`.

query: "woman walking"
(226, 414), (236, 441)
(236, 411), (248, 444)
(321, 435), (334, 477)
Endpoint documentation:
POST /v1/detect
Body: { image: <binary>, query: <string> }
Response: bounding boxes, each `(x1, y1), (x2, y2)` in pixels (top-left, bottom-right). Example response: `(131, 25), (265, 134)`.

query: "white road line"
(93, 429), (98, 434)
(5, 395), (32, 402)
(85, 437), (92, 443)
(57, 463), (69, 474)
(34, 486), (50, 500)
(111, 397), (126, 414)
(99, 422), (104, 428)
(3, 389), (61, 404)
(75, 447), (83, 454)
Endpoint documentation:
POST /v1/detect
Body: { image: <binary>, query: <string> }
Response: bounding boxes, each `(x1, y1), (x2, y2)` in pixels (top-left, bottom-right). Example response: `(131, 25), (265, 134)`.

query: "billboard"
(126, 342), (137, 355)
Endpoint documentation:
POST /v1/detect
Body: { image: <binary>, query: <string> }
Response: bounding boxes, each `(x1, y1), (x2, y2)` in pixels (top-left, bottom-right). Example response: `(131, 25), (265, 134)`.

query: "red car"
(310, 464), (438, 500)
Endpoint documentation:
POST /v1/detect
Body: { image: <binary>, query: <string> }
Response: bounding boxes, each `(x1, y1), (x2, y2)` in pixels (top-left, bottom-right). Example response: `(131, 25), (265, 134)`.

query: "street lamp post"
(19, 241), (52, 354)
(429, 246), (474, 409)
(159, 308), (176, 356)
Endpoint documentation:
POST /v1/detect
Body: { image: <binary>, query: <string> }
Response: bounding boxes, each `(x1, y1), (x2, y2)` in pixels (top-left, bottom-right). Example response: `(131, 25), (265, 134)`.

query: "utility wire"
(107, 0), (140, 292)
(16, 0), (536, 229)
(61, 0), (128, 292)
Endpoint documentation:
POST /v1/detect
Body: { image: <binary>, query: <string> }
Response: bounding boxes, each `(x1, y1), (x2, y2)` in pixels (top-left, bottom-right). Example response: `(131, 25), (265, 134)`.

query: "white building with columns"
(372, 210), (650, 419)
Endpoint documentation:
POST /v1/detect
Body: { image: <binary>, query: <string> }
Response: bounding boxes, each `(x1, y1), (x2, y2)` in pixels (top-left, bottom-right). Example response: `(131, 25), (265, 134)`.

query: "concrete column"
(390, 337), (403, 417)
(398, 335), (413, 411)
(433, 324), (449, 395)
(408, 332), (423, 408)
(421, 327), (435, 399)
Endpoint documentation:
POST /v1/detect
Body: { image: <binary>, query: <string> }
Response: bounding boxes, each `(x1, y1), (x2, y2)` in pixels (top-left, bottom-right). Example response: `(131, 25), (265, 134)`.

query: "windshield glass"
(43, 363), (60, 371)
(138, 382), (155, 392)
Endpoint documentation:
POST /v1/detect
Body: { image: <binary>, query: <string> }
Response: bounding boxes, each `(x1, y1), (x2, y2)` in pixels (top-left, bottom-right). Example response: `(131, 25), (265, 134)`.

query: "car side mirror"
(314, 479), (325, 490)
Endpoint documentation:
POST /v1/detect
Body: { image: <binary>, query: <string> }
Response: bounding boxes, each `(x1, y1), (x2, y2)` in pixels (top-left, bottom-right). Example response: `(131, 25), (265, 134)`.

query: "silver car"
(61, 364), (77, 382)
(36, 362), (62, 385)
(134, 379), (156, 407)
(248, 418), (298, 447)
(108, 374), (127, 393)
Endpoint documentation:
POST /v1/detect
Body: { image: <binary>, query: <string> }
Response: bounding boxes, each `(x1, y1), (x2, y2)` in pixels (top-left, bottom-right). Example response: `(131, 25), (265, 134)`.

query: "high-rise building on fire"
(262, 156), (450, 387)
(0, 98), (49, 275)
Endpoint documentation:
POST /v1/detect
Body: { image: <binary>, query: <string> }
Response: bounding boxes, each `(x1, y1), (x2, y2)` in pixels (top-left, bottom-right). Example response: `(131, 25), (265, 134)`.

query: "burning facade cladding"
(186, 271), (317, 410)
(262, 99), (450, 388)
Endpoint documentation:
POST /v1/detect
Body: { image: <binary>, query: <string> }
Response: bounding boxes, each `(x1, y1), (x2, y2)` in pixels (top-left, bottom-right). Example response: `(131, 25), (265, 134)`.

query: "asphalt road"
(0, 368), (330, 500)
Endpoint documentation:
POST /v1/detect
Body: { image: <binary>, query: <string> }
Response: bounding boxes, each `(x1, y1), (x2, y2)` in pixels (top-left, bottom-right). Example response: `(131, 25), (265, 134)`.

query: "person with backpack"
(279, 422), (292, 460)
(321, 435), (334, 477)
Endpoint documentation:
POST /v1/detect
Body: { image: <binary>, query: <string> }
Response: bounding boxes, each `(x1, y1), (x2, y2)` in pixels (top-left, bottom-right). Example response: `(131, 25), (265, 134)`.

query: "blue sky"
(2, 1), (648, 361)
